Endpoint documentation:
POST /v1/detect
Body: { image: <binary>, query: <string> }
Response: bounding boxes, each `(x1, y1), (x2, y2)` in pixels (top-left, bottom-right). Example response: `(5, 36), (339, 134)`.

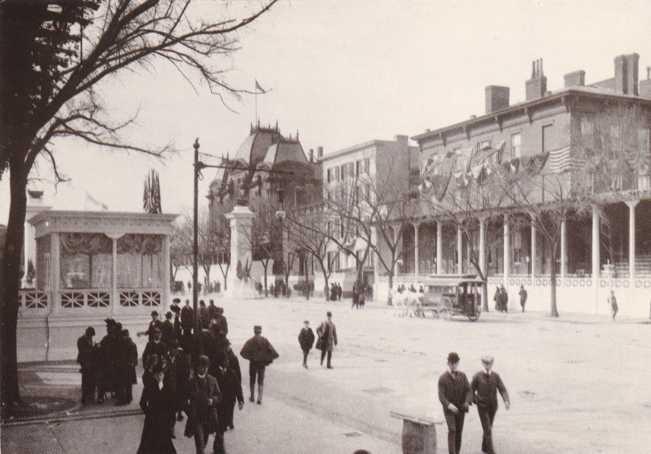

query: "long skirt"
(137, 412), (177, 454)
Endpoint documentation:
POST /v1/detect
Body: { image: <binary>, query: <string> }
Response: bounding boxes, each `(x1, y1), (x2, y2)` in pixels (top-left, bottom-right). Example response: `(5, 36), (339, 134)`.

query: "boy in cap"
(298, 320), (315, 369)
(438, 352), (472, 454)
(240, 325), (279, 404)
(471, 356), (510, 454)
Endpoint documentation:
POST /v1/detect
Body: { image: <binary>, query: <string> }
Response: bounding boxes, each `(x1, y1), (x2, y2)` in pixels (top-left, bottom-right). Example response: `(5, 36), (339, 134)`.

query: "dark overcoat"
(137, 380), (177, 454)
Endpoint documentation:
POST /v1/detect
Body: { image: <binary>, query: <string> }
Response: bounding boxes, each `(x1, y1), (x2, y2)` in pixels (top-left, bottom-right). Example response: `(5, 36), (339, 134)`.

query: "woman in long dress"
(137, 363), (177, 454)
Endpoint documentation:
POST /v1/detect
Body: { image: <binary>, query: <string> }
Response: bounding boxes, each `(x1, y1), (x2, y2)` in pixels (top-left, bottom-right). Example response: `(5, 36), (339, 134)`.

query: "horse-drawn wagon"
(418, 275), (483, 321)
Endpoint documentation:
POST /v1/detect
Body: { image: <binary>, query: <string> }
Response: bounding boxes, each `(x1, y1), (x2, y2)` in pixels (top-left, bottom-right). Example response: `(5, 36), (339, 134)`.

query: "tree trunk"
(1, 157), (28, 414)
(317, 259), (329, 301)
(549, 242), (560, 317)
(387, 271), (394, 306)
(262, 260), (268, 296)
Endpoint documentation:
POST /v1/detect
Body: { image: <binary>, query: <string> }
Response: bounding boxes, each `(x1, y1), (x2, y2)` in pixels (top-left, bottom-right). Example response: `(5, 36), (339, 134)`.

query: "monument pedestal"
(225, 205), (258, 299)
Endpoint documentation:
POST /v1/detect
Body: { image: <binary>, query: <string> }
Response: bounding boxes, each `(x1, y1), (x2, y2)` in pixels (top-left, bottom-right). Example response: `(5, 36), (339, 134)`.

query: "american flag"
(546, 146), (583, 173)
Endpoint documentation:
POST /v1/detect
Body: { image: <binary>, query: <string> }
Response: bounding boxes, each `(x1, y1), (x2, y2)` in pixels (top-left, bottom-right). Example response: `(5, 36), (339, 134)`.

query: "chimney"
(394, 134), (409, 146)
(317, 146), (324, 159)
(525, 58), (547, 100)
(640, 66), (651, 99)
(615, 53), (639, 95)
(309, 148), (314, 162)
(564, 70), (585, 88)
(485, 85), (510, 113)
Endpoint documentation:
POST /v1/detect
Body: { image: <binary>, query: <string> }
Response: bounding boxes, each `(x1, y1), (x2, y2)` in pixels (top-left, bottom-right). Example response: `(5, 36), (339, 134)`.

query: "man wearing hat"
(186, 355), (224, 454)
(240, 325), (279, 404)
(77, 326), (96, 404)
(161, 311), (176, 345)
(438, 352), (473, 454)
(116, 329), (138, 405)
(138, 310), (163, 342)
(298, 320), (315, 369)
(471, 356), (510, 454)
(143, 326), (168, 365)
(316, 312), (337, 369)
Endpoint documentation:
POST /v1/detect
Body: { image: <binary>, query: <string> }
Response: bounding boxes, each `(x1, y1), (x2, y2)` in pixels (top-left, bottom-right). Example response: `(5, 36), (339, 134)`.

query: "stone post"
(225, 205), (256, 298)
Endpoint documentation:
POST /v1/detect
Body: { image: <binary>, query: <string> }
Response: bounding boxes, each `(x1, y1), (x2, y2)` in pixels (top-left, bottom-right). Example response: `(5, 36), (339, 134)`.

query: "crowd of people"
(76, 299), (283, 454)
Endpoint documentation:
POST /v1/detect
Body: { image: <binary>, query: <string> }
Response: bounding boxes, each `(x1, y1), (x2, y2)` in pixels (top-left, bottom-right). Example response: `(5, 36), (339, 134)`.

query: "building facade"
(395, 52), (651, 317)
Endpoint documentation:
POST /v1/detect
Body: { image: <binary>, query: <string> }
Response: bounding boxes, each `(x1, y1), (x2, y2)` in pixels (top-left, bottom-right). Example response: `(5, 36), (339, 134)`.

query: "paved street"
(3, 296), (651, 453)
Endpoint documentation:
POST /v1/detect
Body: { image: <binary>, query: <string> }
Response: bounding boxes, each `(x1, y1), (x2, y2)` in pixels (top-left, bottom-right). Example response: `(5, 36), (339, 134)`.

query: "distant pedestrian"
(317, 312), (338, 369)
(185, 355), (224, 454)
(217, 345), (244, 431)
(161, 311), (176, 345)
(181, 300), (195, 335)
(240, 325), (279, 404)
(438, 352), (472, 454)
(137, 362), (177, 454)
(608, 290), (618, 320)
(199, 300), (209, 329)
(518, 285), (528, 313)
(143, 327), (168, 365)
(352, 281), (359, 309)
(337, 283), (343, 301)
(499, 285), (508, 312)
(116, 329), (137, 405)
(138, 311), (162, 342)
(298, 320), (316, 368)
(207, 300), (219, 324)
(471, 355), (510, 454)
(213, 307), (228, 336)
(77, 326), (96, 405)
(493, 286), (501, 312)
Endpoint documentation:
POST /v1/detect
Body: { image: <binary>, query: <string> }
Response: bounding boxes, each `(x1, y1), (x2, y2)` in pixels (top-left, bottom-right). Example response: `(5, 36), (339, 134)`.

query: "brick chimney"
(640, 66), (651, 99)
(564, 70), (585, 88)
(485, 85), (510, 113)
(317, 146), (324, 160)
(615, 53), (639, 95)
(526, 58), (547, 100)
(309, 148), (314, 162)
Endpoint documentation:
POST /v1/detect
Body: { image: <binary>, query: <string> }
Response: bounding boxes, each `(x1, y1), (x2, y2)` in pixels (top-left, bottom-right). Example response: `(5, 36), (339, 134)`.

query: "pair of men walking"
(438, 352), (510, 454)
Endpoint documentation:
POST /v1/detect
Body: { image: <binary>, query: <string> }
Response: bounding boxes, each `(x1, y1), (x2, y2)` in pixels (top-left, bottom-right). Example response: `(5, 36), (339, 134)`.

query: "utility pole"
(193, 138), (200, 334)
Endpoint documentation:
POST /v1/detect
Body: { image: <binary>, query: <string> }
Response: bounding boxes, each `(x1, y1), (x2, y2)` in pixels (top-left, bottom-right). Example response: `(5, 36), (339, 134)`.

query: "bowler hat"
(447, 352), (460, 364)
(481, 355), (494, 365)
(151, 310), (159, 317)
(198, 355), (210, 368)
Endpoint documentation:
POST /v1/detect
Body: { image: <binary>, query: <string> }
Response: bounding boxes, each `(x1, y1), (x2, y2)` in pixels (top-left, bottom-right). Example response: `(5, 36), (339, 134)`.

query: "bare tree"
(0, 0), (278, 410)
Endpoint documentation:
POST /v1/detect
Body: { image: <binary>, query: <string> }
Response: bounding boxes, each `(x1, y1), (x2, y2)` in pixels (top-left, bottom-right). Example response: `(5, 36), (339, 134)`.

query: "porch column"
(457, 225), (463, 275)
(436, 221), (443, 275)
(479, 218), (486, 276)
(591, 205), (600, 313)
(50, 232), (60, 315)
(503, 214), (510, 283)
(413, 222), (420, 276)
(111, 237), (118, 316)
(560, 217), (567, 278)
(627, 200), (639, 280)
(531, 219), (537, 280)
(162, 234), (171, 309)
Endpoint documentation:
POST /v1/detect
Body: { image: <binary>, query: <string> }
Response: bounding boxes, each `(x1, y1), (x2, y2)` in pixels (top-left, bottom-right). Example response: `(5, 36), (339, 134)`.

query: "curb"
(2, 407), (143, 427)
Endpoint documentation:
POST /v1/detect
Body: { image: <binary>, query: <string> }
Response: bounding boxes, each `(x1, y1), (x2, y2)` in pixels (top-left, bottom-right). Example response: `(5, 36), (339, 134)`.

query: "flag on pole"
(547, 146), (582, 173)
(255, 79), (266, 94)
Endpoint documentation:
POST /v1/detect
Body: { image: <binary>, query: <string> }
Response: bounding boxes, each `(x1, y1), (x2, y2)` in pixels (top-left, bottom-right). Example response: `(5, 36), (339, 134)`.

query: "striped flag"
(546, 146), (582, 173)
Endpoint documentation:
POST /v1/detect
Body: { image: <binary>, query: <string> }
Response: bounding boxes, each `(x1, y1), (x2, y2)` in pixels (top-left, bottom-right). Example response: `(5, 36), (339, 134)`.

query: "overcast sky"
(2, 0), (650, 222)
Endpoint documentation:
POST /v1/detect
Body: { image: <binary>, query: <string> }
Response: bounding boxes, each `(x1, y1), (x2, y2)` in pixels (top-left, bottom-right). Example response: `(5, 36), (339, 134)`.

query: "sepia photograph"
(1, 1), (650, 453)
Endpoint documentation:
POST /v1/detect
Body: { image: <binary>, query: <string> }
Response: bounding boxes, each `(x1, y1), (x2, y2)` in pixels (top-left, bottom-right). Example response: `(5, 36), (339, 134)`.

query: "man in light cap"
(240, 325), (278, 404)
(438, 352), (472, 454)
(471, 355), (510, 454)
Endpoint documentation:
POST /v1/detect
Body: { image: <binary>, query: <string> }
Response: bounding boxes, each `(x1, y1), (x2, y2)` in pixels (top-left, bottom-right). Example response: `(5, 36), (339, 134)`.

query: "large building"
(397, 52), (651, 317)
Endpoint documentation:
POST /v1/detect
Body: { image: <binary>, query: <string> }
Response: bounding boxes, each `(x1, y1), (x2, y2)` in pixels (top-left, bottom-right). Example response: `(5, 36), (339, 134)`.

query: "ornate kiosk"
(18, 210), (177, 361)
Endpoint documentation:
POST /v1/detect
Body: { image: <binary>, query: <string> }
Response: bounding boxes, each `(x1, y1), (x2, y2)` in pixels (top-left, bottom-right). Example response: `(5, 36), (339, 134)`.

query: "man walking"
(438, 352), (472, 454)
(298, 320), (315, 368)
(317, 312), (338, 369)
(471, 355), (510, 454)
(116, 329), (138, 405)
(186, 355), (224, 454)
(608, 290), (618, 320)
(77, 327), (96, 404)
(181, 299), (195, 335)
(518, 285), (527, 313)
(240, 325), (279, 404)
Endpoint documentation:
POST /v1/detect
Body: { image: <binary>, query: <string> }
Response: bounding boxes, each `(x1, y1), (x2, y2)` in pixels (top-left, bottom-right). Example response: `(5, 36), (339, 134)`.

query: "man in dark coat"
(97, 319), (119, 403)
(500, 285), (508, 312)
(186, 355), (224, 454)
(137, 362), (177, 454)
(138, 311), (163, 341)
(171, 304), (183, 339)
(438, 352), (473, 454)
(77, 326), (96, 404)
(518, 285), (528, 313)
(170, 345), (191, 422)
(316, 312), (337, 369)
(181, 300), (195, 335)
(161, 311), (176, 345)
(213, 307), (228, 336)
(298, 320), (315, 368)
(471, 356), (510, 454)
(216, 345), (244, 431)
(143, 327), (168, 365)
(240, 325), (279, 405)
(199, 300), (209, 330)
(116, 329), (138, 405)
(207, 300), (219, 324)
